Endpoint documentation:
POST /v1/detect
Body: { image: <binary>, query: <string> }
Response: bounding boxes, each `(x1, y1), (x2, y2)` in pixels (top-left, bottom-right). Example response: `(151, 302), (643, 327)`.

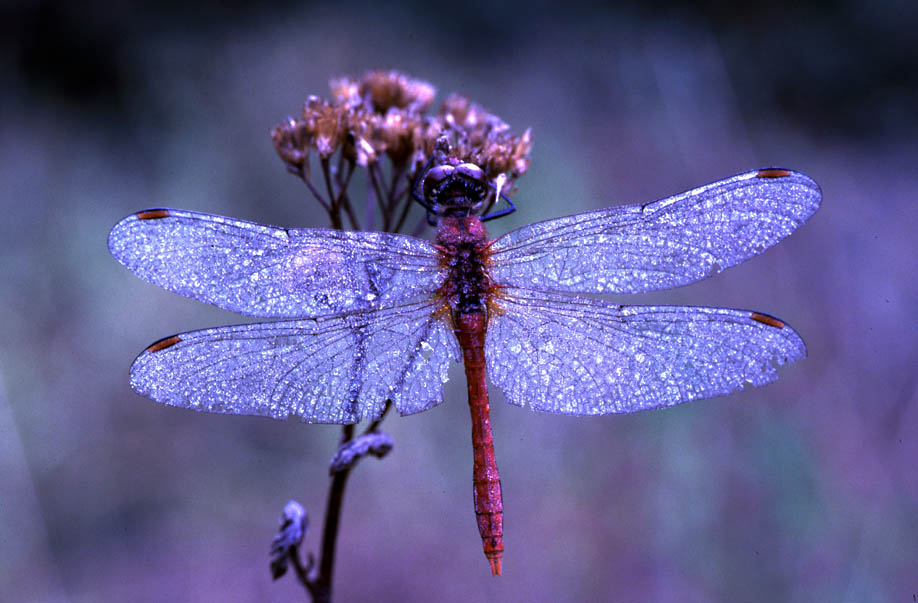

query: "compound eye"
(424, 164), (455, 187)
(455, 162), (485, 183)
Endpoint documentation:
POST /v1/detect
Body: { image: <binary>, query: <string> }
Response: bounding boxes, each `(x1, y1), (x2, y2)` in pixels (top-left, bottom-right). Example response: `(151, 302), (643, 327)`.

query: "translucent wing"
(485, 290), (805, 414)
(130, 300), (459, 423)
(108, 209), (443, 318)
(490, 169), (821, 294)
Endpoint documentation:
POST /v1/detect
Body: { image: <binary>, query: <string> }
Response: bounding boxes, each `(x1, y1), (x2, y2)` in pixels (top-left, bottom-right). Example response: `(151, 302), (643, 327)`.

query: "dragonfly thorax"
(436, 214), (493, 318)
(422, 162), (490, 217)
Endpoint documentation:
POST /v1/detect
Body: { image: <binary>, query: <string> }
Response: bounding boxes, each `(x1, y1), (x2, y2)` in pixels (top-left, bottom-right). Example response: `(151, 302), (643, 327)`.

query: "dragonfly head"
(422, 162), (490, 217)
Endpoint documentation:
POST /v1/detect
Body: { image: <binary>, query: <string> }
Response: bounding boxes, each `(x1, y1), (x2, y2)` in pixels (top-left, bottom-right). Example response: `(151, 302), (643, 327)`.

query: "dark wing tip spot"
(146, 334), (182, 353)
(136, 209), (172, 220)
(750, 312), (785, 329)
(756, 168), (792, 179)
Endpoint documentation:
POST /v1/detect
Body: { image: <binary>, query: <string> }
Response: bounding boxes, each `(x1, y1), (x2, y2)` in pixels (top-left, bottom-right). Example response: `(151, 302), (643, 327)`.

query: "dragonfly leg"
(480, 192), (516, 222)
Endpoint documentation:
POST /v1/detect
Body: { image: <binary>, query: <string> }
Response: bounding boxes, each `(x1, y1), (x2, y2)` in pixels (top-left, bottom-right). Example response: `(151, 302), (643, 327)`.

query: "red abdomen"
(454, 311), (504, 576)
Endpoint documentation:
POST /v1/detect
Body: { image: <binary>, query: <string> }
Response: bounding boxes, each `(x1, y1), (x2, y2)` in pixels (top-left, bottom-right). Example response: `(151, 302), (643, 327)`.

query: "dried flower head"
(269, 95), (348, 177)
(271, 116), (311, 178)
(305, 96), (347, 159)
(328, 77), (362, 109)
(271, 70), (532, 232)
(360, 70), (436, 113)
(436, 94), (532, 192)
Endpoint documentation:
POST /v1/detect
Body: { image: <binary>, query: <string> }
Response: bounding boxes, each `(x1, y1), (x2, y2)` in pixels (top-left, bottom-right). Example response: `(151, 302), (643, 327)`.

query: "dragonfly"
(108, 163), (821, 575)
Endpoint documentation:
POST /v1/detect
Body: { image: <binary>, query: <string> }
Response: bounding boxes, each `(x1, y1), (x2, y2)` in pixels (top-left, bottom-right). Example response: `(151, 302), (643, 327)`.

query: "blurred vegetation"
(4, 1), (916, 141)
(2, 1), (916, 601)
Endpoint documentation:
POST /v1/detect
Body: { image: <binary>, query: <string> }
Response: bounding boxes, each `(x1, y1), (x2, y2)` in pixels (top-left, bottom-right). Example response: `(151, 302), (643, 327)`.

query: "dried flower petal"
(379, 109), (420, 164)
(362, 70), (435, 114)
(270, 500), (308, 580)
(329, 76), (361, 109)
(302, 96), (346, 159)
(329, 431), (394, 474)
(270, 116), (311, 178)
(355, 136), (378, 167)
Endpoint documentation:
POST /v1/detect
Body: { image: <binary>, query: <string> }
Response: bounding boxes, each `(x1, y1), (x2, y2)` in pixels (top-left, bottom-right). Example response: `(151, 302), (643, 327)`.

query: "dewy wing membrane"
(108, 209), (445, 319)
(485, 290), (806, 415)
(488, 169), (820, 295)
(130, 299), (459, 423)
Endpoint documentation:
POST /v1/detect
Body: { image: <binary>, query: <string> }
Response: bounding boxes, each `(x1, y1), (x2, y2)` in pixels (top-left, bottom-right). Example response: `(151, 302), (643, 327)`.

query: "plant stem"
(311, 424), (355, 602)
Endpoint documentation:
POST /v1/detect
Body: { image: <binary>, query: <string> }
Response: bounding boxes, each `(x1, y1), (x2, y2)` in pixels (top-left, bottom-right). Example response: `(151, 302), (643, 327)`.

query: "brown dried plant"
(271, 69), (531, 234)
(267, 70), (532, 602)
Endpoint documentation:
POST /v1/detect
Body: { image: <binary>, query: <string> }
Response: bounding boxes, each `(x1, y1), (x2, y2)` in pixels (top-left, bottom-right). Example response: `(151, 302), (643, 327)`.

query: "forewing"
(108, 209), (443, 318)
(130, 300), (459, 423)
(485, 290), (805, 415)
(490, 169), (821, 294)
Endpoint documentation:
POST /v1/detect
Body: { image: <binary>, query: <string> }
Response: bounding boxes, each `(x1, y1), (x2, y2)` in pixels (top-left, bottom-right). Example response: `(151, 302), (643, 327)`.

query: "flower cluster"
(271, 70), (532, 232)
(437, 94), (531, 183)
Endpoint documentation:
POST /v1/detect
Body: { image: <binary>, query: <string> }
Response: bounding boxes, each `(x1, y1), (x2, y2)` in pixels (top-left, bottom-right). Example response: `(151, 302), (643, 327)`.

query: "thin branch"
(384, 160), (405, 215)
(303, 177), (332, 214)
(337, 160), (357, 200)
(309, 405), (392, 601)
(392, 195), (415, 234)
(368, 162), (390, 231)
(340, 195), (361, 231)
(392, 177), (417, 234)
(390, 181), (410, 207)
(320, 157), (362, 231)
(290, 548), (314, 595)
(334, 150), (346, 192)
(364, 401), (392, 434)
(315, 425), (352, 600)
(335, 160), (360, 231)
(312, 456), (348, 602)
(320, 158), (339, 212)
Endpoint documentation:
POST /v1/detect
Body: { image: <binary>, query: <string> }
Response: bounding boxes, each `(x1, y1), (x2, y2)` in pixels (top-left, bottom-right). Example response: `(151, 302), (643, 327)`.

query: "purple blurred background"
(2, 2), (916, 601)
